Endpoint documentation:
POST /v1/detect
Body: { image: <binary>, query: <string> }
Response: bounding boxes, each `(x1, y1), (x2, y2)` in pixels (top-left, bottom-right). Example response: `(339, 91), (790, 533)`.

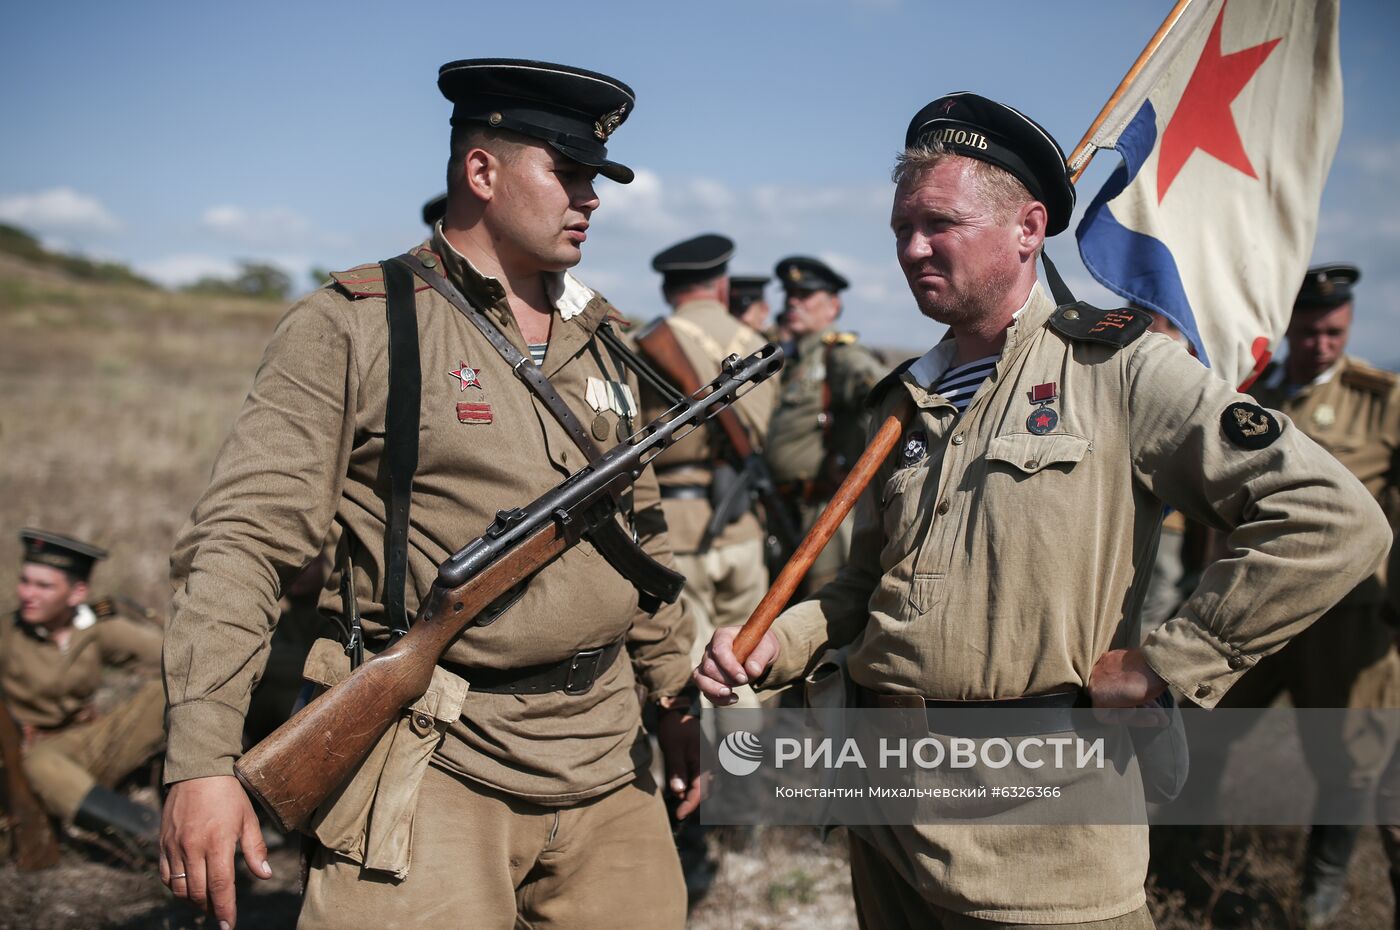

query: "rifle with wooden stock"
(634, 320), (800, 559)
(236, 345), (784, 832)
(0, 687), (61, 870)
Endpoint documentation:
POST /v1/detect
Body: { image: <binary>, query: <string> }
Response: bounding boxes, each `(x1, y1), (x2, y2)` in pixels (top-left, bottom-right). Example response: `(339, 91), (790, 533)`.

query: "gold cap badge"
(594, 104), (627, 141)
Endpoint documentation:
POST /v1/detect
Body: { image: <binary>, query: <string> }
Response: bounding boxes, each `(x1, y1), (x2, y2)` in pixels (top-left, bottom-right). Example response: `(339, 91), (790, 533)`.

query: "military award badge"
(1026, 381), (1059, 435)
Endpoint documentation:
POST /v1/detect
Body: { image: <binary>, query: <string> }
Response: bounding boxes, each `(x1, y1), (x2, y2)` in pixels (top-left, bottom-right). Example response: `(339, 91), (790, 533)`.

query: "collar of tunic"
(432, 222), (596, 321)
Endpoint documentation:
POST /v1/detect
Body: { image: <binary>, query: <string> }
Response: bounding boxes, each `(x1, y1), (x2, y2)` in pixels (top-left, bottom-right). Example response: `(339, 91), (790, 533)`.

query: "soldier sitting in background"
(765, 256), (886, 592)
(2, 529), (165, 853)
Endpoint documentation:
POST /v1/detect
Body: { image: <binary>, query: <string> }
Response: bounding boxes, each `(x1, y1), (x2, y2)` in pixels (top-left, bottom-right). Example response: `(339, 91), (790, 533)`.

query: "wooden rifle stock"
(733, 407), (909, 663)
(0, 691), (61, 870)
(236, 522), (568, 832)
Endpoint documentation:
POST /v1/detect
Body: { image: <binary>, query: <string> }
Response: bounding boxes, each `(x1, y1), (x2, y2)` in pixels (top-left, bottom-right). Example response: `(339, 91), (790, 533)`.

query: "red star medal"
(1027, 407), (1059, 435)
(449, 362), (482, 391)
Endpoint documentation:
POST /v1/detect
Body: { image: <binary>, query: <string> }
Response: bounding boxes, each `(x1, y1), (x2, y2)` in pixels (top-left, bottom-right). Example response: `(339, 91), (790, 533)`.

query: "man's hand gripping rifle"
(235, 345), (784, 832)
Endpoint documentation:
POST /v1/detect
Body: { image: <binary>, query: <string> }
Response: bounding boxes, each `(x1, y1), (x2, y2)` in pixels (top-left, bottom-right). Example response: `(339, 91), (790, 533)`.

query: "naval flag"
(1074, 0), (1342, 389)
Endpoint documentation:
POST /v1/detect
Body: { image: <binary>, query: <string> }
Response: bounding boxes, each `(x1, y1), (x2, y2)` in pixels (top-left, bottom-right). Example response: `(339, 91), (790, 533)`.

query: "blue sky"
(3, 0), (1397, 361)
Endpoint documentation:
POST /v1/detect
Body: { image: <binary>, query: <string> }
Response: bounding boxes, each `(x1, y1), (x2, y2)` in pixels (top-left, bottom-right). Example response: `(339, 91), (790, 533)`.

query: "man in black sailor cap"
(161, 60), (695, 928)
(697, 92), (1386, 927)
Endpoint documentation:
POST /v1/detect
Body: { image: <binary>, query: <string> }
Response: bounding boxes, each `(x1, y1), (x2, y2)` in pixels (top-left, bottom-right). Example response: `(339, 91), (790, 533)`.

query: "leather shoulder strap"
(392, 253), (605, 463)
(381, 258), (421, 639)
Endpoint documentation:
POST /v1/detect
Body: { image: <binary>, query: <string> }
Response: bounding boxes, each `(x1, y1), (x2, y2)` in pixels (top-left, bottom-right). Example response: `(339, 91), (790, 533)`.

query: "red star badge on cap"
(1157, 1), (1282, 203)
(449, 363), (481, 391)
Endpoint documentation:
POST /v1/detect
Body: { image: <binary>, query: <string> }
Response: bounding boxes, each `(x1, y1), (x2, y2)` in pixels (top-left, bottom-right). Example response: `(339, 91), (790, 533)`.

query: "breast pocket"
(984, 432), (1092, 478)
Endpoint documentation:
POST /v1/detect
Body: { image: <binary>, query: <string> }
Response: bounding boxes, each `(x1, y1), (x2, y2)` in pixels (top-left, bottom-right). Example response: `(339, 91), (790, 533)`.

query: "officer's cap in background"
(729, 275), (771, 315)
(19, 528), (107, 581)
(651, 234), (734, 289)
(438, 58), (636, 184)
(422, 192), (447, 228)
(903, 92), (1075, 236)
(1295, 264), (1360, 311)
(775, 256), (848, 294)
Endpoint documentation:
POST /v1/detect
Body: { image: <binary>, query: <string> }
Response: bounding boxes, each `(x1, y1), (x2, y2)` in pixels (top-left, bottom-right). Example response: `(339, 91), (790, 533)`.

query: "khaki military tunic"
(758, 284), (1389, 922)
(1, 606), (165, 818)
(641, 297), (777, 554)
(165, 228), (692, 805)
(766, 329), (886, 588)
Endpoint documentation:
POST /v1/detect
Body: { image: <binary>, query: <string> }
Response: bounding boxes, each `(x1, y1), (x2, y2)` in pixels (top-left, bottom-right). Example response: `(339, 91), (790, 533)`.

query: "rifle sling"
(391, 253), (681, 611)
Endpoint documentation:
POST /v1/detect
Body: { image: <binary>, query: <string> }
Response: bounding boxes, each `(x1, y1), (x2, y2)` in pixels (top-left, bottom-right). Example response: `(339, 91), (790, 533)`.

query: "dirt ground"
(2, 255), (1397, 928)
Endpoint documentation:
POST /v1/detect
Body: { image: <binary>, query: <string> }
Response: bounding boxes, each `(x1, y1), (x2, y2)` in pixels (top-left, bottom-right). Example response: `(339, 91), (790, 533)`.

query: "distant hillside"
(0, 222), (156, 289)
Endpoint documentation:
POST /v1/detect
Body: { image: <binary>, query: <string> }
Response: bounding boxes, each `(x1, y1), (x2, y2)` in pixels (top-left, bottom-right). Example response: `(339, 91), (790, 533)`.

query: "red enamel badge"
(450, 362), (482, 391)
(457, 402), (492, 424)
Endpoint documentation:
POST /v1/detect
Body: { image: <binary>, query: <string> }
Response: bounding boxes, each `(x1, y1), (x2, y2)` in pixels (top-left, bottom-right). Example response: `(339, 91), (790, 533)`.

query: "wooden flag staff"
(730, 0), (1198, 664)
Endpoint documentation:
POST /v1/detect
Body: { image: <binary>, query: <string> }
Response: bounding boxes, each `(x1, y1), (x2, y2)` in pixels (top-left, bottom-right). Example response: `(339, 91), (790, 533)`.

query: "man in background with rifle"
(160, 59), (717, 930)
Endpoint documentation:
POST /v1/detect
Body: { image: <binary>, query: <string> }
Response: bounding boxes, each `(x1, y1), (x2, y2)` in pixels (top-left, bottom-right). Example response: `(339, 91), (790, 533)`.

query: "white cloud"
(136, 254), (240, 287)
(199, 205), (318, 248)
(0, 187), (122, 236)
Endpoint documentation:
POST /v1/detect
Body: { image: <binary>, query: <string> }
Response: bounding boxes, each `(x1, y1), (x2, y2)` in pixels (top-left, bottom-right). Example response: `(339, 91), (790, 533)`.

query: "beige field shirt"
(165, 230), (691, 803)
(641, 298), (776, 553)
(760, 284), (1389, 921)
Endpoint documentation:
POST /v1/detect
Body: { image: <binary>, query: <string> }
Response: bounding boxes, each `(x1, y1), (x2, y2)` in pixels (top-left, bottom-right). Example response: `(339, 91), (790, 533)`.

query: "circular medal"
(1026, 406), (1059, 435)
(617, 417), (631, 442)
(592, 412), (612, 441)
(1313, 404), (1335, 429)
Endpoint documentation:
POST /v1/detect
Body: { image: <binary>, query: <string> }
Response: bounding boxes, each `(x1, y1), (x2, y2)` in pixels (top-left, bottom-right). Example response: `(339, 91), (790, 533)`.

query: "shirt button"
(1194, 684), (1212, 700)
(951, 434), (965, 445)
(936, 500), (950, 515)
(1024, 459), (1040, 469)
(1228, 654), (1246, 670)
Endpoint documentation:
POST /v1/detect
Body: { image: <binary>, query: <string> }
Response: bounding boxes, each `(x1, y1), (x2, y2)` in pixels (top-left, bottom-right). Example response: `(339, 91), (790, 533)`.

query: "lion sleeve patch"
(1221, 402), (1280, 449)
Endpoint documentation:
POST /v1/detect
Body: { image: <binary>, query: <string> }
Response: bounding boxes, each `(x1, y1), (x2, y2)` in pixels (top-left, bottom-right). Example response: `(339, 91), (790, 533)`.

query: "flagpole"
(1068, 0), (1197, 184)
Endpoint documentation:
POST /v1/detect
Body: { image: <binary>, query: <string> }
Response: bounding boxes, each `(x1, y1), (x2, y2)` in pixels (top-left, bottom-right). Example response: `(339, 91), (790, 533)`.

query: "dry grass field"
(1, 253), (1395, 928)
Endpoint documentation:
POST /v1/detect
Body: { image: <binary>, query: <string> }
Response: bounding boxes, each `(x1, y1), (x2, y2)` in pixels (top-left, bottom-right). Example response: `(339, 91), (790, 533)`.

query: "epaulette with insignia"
(1048, 302), (1152, 349)
(1341, 362), (1398, 396)
(865, 357), (917, 409)
(822, 331), (858, 346)
(329, 246), (439, 299)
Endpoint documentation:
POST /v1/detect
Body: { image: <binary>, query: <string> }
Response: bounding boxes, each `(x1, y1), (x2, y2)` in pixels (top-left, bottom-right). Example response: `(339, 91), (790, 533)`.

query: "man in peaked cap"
(765, 254), (886, 594)
(637, 232), (778, 897)
(697, 92), (1388, 927)
(728, 274), (772, 332)
(3, 529), (165, 852)
(161, 59), (695, 929)
(1217, 263), (1400, 926)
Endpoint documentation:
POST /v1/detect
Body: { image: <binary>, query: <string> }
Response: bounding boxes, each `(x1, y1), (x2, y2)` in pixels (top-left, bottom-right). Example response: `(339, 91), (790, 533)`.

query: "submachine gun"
(236, 345), (783, 832)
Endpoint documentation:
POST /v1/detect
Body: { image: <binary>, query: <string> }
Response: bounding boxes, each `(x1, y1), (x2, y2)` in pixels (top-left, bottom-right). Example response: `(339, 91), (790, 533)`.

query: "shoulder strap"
(381, 259), (420, 641)
(1039, 249), (1077, 307)
(392, 253), (605, 462)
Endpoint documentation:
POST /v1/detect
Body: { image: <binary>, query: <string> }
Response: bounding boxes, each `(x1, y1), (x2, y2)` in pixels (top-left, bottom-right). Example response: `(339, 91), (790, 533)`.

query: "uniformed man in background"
(728, 274), (772, 333)
(642, 235), (776, 682)
(1236, 263), (1400, 926)
(3, 529), (164, 852)
(765, 256), (886, 592)
(160, 59), (697, 930)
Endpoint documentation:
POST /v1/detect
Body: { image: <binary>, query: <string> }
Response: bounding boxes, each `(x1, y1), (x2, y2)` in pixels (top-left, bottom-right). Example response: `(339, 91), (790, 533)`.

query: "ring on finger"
(169, 872), (187, 880)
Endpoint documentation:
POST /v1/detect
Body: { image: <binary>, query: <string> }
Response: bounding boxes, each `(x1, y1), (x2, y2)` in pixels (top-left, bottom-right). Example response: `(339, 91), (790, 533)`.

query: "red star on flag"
(1156, 1), (1282, 203)
(449, 363), (481, 391)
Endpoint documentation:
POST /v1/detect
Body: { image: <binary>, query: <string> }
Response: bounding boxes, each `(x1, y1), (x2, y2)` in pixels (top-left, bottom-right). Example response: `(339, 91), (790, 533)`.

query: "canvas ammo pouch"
(299, 637), (469, 880)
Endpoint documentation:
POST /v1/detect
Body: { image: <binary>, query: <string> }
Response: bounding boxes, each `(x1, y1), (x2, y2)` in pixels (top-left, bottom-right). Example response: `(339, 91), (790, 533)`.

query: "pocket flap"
(302, 637), (352, 689)
(985, 432), (1091, 474)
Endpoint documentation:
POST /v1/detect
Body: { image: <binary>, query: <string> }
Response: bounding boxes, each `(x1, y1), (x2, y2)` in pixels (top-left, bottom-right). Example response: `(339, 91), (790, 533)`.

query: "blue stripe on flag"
(1074, 101), (1211, 368)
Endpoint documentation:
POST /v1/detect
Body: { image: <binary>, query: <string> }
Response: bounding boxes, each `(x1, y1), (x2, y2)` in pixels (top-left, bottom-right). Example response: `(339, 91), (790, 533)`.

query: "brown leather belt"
(445, 640), (624, 696)
(857, 686), (1087, 738)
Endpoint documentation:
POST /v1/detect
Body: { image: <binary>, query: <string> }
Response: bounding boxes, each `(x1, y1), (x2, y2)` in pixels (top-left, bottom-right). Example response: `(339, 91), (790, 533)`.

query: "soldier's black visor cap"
(439, 58), (637, 184)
